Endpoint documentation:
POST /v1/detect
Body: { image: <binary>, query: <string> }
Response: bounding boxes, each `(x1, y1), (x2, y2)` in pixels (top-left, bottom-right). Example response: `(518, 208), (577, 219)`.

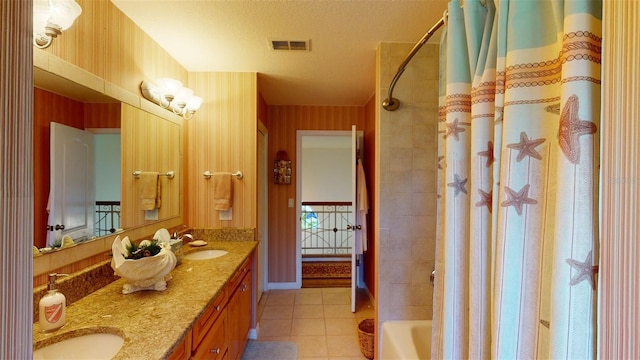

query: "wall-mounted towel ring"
(203, 170), (243, 180)
(133, 170), (175, 179)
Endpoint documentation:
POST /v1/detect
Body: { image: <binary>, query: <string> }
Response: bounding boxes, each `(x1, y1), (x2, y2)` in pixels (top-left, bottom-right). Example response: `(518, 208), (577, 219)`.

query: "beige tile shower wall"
(375, 43), (439, 325)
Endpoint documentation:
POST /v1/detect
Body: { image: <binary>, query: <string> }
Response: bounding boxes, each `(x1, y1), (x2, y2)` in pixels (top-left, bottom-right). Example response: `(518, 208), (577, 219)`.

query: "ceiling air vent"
(269, 39), (311, 51)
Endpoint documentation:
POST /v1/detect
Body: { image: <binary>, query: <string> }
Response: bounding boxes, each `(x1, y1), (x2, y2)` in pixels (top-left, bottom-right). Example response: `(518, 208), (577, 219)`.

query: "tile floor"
(256, 287), (375, 359)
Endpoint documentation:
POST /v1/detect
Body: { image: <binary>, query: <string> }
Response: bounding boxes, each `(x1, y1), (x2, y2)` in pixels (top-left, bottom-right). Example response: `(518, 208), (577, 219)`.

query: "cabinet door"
(228, 270), (252, 360)
(192, 307), (227, 360)
(167, 332), (192, 360)
(192, 290), (227, 351)
(238, 270), (252, 348)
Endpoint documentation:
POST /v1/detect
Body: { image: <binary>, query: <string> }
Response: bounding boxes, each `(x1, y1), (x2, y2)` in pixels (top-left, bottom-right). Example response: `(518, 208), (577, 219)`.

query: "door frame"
(295, 129), (358, 289)
(257, 122), (268, 297)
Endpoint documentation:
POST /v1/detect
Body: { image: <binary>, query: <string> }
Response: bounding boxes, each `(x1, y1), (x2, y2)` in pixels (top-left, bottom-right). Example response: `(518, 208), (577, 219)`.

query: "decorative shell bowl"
(111, 236), (177, 294)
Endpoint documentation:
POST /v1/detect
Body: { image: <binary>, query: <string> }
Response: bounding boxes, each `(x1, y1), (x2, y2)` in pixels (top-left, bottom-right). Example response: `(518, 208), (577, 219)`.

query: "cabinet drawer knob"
(214, 305), (221, 311)
(210, 348), (220, 354)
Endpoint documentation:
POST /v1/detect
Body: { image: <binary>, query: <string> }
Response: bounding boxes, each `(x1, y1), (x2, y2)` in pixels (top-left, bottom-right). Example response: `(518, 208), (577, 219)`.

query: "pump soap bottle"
(39, 273), (67, 332)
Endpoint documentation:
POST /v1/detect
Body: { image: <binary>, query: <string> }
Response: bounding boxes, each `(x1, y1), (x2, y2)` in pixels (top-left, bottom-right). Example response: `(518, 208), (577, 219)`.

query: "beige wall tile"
(376, 42), (439, 329)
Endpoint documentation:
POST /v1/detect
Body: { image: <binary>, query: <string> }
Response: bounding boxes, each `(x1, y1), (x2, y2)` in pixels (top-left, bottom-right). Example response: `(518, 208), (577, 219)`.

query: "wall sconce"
(140, 79), (203, 120)
(33, 0), (82, 49)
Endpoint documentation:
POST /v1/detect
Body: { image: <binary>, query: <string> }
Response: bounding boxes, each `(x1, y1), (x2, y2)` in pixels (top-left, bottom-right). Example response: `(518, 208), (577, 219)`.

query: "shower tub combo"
(381, 320), (432, 359)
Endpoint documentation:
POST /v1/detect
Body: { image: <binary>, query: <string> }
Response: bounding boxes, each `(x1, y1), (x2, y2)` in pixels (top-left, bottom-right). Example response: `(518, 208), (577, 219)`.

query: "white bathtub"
(381, 320), (432, 360)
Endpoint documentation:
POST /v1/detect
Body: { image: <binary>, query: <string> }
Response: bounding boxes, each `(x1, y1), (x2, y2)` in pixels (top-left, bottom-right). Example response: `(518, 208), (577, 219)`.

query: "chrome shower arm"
(382, 16), (446, 111)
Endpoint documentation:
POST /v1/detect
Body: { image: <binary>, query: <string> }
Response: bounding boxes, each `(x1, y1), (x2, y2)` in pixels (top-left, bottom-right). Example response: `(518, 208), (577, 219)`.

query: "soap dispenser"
(39, 273), (67, 332)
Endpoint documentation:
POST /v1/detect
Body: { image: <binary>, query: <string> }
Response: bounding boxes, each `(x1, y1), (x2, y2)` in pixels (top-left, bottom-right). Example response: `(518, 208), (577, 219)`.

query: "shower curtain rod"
(382, 14), (446, 111)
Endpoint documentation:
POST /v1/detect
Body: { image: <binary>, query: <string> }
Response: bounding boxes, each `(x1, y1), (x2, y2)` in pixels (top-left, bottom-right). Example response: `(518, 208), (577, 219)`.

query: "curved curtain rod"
(382, 15), (446, 111)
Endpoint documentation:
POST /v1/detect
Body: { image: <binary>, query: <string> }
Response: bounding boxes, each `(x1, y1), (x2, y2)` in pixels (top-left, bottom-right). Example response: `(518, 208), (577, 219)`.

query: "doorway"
(296, 129), (363, 310)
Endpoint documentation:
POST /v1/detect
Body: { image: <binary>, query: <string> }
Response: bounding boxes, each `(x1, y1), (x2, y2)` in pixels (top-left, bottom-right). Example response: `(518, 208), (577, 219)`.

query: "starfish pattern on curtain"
(506, 131), (546, 161)
(558, 94), (598, 164)
(433, 0), (601, 359)
(477, 140), (495, 167)
(500, 184), (538, 216)
(566, 250), (597, 290)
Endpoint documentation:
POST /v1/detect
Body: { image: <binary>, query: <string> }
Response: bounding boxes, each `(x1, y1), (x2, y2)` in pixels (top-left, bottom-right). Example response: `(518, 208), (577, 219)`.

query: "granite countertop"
(33, 240), (257, 359)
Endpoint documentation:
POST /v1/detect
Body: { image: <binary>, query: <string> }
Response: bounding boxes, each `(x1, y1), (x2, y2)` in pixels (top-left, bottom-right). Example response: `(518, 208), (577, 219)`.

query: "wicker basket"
(357, 318), (375, 359)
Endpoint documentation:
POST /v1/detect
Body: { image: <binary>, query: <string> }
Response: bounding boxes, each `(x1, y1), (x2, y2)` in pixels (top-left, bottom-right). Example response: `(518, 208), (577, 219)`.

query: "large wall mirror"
(33, 65), (183, 251)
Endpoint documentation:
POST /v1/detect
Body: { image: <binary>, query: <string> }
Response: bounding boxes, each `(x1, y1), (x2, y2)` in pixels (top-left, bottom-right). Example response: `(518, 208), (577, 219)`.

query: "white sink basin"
(183, 249), (228, 260)
(33, 332), (124, 360)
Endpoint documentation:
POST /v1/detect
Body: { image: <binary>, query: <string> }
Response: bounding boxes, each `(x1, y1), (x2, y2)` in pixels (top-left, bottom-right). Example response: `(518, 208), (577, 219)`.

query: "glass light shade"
(186, 96), (203, 112)
(174, 87), (194, 108)
(48, 0), (82, 31)
(155, 78), (183, 101)
(33, 0), (51, 35)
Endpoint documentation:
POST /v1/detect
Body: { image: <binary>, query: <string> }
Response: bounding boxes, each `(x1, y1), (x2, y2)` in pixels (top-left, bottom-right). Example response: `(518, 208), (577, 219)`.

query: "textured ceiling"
(111, 0), (448, 106)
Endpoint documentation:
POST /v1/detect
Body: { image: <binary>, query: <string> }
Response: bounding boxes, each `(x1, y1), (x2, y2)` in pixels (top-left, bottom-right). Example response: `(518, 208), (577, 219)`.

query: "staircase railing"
(301, 201), (352, 256)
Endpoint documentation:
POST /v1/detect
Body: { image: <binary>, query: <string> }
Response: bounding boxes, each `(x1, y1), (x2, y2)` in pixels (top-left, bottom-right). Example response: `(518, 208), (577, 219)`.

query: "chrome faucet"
(173, 231), (193, 242)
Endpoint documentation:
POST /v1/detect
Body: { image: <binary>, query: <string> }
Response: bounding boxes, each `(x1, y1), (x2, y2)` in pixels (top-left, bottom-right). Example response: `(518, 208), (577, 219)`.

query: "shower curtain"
(433, 0), (601, 359)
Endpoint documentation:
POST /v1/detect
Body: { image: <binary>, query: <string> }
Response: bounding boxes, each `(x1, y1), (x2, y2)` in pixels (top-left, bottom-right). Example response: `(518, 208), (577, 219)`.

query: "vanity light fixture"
(183, 96), (203, 120)
(140, 79), (203, 119)
(33, 0), (82, 49)
(155, 78), (183, 108)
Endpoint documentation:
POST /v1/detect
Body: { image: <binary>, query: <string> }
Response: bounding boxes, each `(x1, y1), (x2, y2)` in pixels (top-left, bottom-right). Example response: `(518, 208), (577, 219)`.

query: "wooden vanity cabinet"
(168, 251), (254, 360)
(192, 308), (228, 359)
(227, 266), (252, 360)
(167, 333), (192, 360)
(191, 289), (229, 359)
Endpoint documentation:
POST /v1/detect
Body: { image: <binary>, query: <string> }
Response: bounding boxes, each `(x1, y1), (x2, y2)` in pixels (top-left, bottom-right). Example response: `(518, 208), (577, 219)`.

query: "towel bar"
(203, 170), (243, 180)
(133, 170), (175, 179)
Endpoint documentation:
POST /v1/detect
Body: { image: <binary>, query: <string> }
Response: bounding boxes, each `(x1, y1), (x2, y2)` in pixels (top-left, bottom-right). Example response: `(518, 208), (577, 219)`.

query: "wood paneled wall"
(84, 103), (122, 129)
(266, 105), (365, 283)
(33, 88), (121, 249)
(185, 72), (257, 229)
(120, 103), (182, 228)
(42, 0), (188, 101)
